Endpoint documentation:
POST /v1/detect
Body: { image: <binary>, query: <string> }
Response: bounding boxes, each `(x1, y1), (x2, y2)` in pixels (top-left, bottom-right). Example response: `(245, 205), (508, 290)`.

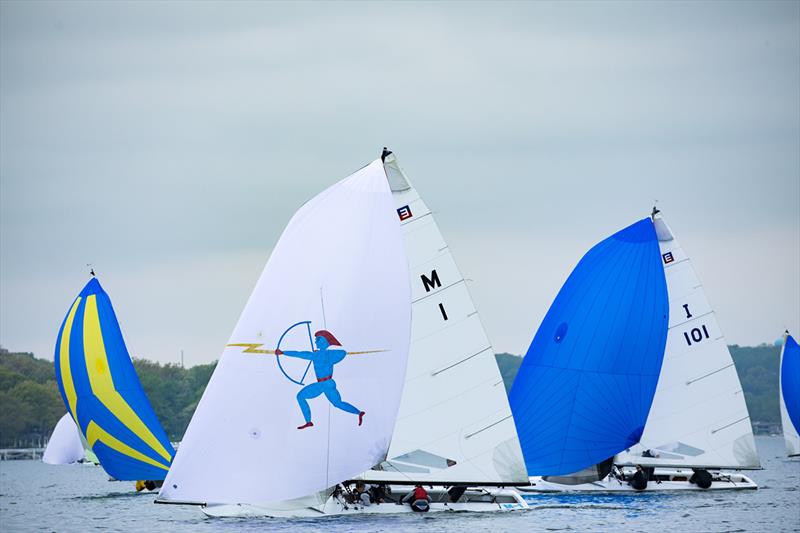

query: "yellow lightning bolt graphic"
(227, 343), (386, 355)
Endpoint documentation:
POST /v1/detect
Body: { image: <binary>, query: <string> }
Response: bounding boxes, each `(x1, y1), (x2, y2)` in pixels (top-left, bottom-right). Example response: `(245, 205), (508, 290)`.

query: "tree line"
(0, 347), (216, 448)
(496, 343), (783, 433)
(0, 343), (784, 448)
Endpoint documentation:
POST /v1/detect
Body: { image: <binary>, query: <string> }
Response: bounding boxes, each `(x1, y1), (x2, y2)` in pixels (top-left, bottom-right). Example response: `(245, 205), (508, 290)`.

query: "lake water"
(1, 436), (797, 532)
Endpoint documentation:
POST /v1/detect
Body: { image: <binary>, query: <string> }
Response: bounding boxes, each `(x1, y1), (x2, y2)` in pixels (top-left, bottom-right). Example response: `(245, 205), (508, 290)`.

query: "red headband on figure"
(314, 330), (341, 347)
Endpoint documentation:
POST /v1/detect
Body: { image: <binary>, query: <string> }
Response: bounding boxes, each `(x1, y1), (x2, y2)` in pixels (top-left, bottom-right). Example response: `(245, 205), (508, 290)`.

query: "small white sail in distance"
(42, 413), (86, 465)
(355, 151), (527, 485)
(159, 160), (412, 505)
(616, 214), (760, 470)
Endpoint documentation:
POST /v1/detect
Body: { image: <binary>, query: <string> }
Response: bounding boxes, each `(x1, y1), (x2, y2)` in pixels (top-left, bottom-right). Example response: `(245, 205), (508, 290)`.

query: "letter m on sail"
(421, 270), (441, 293)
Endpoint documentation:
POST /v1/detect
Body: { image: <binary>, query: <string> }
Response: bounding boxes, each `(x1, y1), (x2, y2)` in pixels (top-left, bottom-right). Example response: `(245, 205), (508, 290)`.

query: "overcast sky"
(1, 1), (798, 367)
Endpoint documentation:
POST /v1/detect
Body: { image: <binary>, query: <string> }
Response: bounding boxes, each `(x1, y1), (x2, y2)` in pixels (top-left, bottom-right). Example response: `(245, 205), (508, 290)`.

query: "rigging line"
(325, 400), (331, 490)
(320, 286), (327, 329)
(321, 284), (331, 491)
(380, 457), (416, 483)
(686, 363), (734, 385)
(431, 346), (492, 376)
(464, 415), (513, 440)
(711, 416), (750, 434)
(411, 279), (465, 303)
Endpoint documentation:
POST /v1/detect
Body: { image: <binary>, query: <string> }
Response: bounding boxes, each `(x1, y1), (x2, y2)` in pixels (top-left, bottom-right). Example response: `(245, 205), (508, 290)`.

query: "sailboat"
(779, 332), (799, 457)
(348, 150), (528, 506)
(54, 277), (175, 485)
(42, 413), (87, 465)
(157, 150), (529, 517)
(511, 211), (759, 493)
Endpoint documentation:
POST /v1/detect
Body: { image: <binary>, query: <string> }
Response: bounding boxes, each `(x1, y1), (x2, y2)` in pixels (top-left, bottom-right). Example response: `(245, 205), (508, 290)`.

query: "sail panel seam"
(432, 347), (492, 376)
(686, 363), (735, 385)
(465, 415), (514, 440)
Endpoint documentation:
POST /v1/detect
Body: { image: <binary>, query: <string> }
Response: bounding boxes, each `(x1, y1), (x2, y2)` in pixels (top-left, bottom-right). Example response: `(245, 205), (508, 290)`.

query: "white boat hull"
(518, 469), (757, 493)
(201, 488), (528, 518)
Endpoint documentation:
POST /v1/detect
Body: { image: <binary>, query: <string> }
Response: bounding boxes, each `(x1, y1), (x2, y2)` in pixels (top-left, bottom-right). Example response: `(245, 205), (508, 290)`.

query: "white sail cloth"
(356, 153), (527, 485)
(616, 216), (759, 470)
(160, 160), (411, 504)
(42, 413), (85, 465)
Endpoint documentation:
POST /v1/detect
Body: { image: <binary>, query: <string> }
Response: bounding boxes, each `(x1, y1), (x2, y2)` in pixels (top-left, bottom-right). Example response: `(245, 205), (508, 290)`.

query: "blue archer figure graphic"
(275, 329), (365, 430)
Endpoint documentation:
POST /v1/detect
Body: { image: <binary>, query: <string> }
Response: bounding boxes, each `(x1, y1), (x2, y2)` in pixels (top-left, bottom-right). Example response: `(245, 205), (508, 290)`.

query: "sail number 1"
(683, 325), (710, 346)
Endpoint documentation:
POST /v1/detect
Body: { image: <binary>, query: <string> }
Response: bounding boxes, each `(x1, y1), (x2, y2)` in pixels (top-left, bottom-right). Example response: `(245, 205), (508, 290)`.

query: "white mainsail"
(159, 160), (411, 504)
(616, 215), (760, 470)
(779, 332), (800, 457)
(356, 152), (528, 485)
(42, 413), (85, 465)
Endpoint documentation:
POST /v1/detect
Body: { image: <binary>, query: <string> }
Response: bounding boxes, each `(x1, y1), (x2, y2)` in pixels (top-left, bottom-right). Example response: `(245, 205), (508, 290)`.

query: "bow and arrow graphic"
(227, 312), (386, 428)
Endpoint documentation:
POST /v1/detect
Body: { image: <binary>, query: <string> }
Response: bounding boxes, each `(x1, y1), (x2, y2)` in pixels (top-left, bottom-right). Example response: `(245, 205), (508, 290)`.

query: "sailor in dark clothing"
(629, 465), (648, 491)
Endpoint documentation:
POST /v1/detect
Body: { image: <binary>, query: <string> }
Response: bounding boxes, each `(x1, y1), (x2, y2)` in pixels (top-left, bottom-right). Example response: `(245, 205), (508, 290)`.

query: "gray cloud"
(1, 1), (798, 366)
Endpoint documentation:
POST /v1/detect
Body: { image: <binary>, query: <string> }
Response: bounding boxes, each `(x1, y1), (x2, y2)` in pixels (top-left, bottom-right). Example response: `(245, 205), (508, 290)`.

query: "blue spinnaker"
(782, 335), (800, 435)
(509, 218), (669, 476)
(54, 278), (174, 480)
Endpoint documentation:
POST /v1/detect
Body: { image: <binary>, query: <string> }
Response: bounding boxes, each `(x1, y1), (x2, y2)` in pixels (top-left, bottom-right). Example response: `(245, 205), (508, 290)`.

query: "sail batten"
(509, 218), (669, 476)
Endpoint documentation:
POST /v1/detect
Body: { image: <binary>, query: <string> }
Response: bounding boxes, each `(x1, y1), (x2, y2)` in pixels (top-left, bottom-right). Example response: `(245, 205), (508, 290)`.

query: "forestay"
(509, 218), (669, 476)
(54, 278), (175, 480)
(357, 152), (527, 485)
(159, 160), (411, 505)
(42, 413), (86, 465)
(616, 216), (760, 469)
(780, 333), (800, 457)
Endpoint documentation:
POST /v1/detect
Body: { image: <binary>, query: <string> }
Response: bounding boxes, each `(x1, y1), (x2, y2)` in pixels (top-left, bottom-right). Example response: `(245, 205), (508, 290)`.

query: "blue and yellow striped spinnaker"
(54, 278), (175, 480)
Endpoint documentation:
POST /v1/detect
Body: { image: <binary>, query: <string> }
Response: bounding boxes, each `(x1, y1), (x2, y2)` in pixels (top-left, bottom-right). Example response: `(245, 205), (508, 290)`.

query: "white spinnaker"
(159, 160), (411, 504)
(779, 334), (800, 457)
(42, 413), (85, 465)
(616, 215), (759, 469)
(356, 153), (527, 484)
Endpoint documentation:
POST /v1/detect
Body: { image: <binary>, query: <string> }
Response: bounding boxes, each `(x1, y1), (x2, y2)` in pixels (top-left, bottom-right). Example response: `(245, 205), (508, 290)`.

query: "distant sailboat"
(512, 212), (758, 492)
(42, 413), (86, 465)
(54, 278), (175, 482)
(779, 332), (800, 457)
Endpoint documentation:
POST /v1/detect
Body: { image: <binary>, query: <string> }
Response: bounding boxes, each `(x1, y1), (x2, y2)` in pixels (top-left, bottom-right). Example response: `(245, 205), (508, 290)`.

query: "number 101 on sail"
(683, 325), (710, 346)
